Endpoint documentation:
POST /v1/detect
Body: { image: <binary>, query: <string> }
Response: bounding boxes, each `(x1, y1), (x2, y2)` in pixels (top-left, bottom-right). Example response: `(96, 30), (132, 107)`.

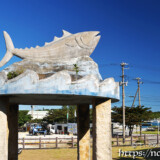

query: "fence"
(19, 134), (160, 149)
(112, 134), (160, 147)
(18, 137), (77, 149)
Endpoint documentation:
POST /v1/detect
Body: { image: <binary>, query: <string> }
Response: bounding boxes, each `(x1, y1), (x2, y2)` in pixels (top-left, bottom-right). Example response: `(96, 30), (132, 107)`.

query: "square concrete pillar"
(92, 99), (112, 160)
(0, 98), (9, 160)
(0, 99), (18, 160)
(77, 104), (90, 160)
(7, 104), (19, 160)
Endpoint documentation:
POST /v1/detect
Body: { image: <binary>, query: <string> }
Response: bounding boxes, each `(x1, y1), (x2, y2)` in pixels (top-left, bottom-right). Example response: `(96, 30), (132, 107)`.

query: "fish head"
(76, 31), (101, 49)
(75, 31), (101, 55)
(80, 31), (101, 47)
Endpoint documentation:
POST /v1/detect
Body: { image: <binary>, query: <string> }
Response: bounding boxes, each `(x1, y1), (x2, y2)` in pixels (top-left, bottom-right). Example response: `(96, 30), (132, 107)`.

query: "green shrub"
(7, 70), (23, 80)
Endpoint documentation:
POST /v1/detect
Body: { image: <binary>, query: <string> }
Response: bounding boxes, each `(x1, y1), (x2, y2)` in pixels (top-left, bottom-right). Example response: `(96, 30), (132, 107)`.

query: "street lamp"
(158, 120), (159, 135)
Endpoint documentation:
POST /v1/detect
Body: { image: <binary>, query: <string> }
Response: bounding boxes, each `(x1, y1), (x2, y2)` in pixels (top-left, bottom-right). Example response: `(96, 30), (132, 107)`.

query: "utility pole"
(67, 105), (69, 124)
(31, 105), (34, 119)
(131, 89), (138, 107)
(136, 77), (142, 108)
(120, 62), (128, 143)
(131, 77), (142, 107)
(135, 77), (143, 136)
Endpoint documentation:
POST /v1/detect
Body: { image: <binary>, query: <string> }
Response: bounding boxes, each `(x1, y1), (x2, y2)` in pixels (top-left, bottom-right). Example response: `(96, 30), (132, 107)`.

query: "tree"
(18, 110), (32, 127)
(43, 106), (77, 124)
(68, 105), (76, 123)
(112, 106), (152, 136)
(54, 106), (67, 123)
(43, 109), (55, 124)
(29, 118), (43, 123)
(43, 106), (68, 123)
(151, 112), (160, 120)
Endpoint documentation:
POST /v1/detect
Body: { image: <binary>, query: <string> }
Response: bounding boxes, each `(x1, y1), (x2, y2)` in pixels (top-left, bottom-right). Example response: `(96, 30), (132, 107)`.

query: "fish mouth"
(94, 31), (101, 42)
(92, 31), (100, 37)
(95, 32), (100, 37)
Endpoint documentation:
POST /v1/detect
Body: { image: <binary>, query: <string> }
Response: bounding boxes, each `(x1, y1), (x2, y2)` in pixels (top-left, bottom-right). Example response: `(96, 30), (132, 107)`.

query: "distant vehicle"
(146, 127), (156, 131)
(54, 124), (68, 134)
(142, 122), (152, 126)
(46, 124), (55, 134)
(29, 124), (47, 135)
(29, 123), (56, 135)
(28, 123), (86, 135)
(54, 123), (92, 135)
(26, 123), (37, 132)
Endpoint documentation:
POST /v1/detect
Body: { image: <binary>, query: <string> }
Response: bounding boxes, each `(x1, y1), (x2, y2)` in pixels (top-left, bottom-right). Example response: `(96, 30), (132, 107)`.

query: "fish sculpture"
(0, 30), (100, 67)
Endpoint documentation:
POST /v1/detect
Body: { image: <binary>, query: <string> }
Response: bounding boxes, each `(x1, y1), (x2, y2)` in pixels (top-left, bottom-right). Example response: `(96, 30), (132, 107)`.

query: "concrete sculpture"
(0, 30), (119, 100)
(0, 30), (100, 67)
(0, 30), (119, 160)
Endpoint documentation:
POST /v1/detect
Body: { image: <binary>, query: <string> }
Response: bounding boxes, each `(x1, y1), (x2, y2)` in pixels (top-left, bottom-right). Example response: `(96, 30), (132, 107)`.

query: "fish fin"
(0, 51), (13, 67)
(53, 36), (60, 41)
(0, 31), (14, 67)
(45, 42), (49, 46)
(62, 30), (72, 37)
(3, 31), (14, 51)
(53, 30), (71, 42)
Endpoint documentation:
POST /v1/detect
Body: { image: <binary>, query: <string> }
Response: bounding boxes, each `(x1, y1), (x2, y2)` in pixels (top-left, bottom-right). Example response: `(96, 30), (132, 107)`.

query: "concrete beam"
(0, 99), (18, 160)
(77, 104), (90, 160)
(92, 99), (112, 160)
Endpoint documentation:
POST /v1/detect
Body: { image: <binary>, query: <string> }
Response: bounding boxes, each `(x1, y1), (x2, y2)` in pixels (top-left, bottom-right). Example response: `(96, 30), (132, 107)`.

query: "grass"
(18, 149), (77, 160)
(134, 131), (159, 134)
(18, 146), (160, 160)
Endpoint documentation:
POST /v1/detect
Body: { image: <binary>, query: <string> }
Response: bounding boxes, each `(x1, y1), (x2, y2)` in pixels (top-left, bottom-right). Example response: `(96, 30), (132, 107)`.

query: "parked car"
(146, 127), (156, 131)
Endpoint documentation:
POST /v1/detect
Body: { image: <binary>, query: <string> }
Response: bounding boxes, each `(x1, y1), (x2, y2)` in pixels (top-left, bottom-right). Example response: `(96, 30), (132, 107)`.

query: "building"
(28, 111), (48, 119)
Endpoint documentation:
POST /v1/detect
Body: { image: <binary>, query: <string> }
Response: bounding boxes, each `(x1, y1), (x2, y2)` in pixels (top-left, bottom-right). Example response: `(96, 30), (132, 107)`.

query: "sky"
(0, 0), (160, 111)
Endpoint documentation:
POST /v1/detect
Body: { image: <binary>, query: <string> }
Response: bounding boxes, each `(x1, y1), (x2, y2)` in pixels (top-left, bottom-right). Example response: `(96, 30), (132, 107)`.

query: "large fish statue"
(0, 30), (100, 67)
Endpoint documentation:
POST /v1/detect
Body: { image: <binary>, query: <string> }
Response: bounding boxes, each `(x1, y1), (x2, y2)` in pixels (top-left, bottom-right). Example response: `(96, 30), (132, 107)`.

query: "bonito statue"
(0, 30), (100, 67)
(0, 29), (119, 102)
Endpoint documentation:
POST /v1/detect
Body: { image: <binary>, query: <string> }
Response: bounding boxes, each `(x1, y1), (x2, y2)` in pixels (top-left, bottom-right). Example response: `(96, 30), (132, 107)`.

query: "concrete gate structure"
(0, 30), (119, 160)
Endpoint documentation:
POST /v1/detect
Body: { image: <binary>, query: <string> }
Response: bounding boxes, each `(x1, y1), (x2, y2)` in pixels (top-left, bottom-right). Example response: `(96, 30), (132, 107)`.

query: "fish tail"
(0, 31), (14, 67)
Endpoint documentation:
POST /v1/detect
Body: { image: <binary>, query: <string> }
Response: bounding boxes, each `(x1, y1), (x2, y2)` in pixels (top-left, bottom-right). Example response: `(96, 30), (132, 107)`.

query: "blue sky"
(0, 0), (160, 111)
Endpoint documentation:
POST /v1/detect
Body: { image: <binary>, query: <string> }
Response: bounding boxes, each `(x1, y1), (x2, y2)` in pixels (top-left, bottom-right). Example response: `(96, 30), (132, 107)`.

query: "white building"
(28, 111), (48, 119)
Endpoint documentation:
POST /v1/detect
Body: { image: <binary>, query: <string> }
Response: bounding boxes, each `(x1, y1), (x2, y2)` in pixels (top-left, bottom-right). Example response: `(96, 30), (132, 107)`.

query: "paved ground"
(18, 132), (77, 149)
(18, 132), (77, 139)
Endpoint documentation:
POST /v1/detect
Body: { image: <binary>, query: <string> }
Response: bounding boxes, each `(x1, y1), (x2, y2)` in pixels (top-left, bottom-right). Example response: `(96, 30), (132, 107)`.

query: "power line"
(99, 63), (160, 84)
(140, 79), (160, 84)
(98, 63), (120, 67)
(140, 100), (160, 102)
(125, 75), (160, 84)
(141, 95), (160, 98)
(129, 64), (160, 72)
(99, 63), (160, 72)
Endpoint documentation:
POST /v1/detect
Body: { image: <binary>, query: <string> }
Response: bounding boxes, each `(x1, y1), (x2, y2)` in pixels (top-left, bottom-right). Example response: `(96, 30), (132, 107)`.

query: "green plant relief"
(73, 64), (79, 80)
(7, 70), (24, 80)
